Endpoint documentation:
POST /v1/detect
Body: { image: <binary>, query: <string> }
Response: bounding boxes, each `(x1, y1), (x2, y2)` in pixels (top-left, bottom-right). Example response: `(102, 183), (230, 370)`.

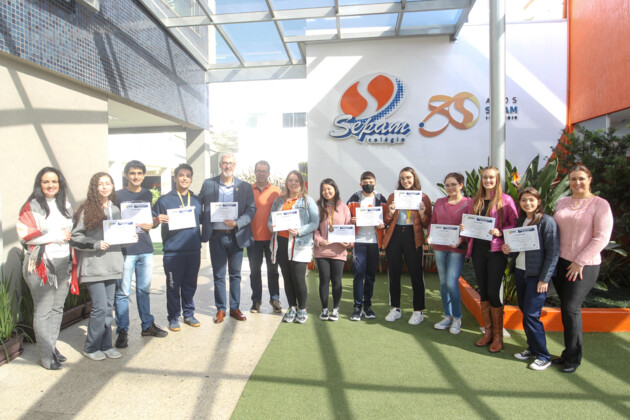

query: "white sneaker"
(408, 311), (424, 325)
(83, 350), (106, 361)
(434, 317), (453, 330)
(449, 318), (462, 334)
(319, 308), (329, 321)
(103, 348), (122, 359)
(529, 359), (551, 371)
(385, 308), (402, 322)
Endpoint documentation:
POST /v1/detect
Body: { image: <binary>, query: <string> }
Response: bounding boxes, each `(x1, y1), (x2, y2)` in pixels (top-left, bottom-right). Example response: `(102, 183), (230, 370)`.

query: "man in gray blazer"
(199, 152), (256, 323)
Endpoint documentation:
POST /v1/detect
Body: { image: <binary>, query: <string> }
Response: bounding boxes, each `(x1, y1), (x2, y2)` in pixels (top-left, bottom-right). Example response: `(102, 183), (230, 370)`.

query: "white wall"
(307, 21), (567, 201)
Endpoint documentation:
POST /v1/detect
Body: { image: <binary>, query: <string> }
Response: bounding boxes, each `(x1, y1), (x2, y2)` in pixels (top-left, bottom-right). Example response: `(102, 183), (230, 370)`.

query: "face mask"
(361, 184), (375, 194)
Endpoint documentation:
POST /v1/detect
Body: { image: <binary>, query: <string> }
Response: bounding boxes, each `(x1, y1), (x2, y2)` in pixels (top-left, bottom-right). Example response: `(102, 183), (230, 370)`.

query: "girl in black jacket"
(502, 187), (559, 371)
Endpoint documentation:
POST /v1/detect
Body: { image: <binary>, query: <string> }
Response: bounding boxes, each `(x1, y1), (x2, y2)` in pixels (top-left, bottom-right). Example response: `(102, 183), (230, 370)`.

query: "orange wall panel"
(568, 0), (630, 124)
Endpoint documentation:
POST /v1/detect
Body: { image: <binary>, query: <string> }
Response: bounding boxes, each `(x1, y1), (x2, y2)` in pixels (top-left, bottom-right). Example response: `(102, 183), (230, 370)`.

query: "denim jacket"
(268, 195), (319, 262)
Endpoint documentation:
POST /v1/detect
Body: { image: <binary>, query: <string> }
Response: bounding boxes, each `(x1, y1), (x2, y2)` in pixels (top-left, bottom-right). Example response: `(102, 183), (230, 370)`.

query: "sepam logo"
(418, 92), (480, 137)
(329, 74), (411, 144)
(485, 97), (519, 120)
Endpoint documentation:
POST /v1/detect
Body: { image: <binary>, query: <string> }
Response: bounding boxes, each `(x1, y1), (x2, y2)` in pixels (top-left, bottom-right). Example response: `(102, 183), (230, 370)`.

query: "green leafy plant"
(64, 283), (91, 309)
(150, 187), (160, 205)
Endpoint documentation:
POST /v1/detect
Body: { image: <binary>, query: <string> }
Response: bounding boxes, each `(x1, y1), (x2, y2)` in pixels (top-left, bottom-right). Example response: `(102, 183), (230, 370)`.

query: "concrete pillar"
(489, 0), (506, 184)
(186, 128), (214, 194)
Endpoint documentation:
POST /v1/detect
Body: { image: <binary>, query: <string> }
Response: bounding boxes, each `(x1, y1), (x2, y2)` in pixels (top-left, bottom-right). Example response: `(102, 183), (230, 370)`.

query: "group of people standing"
(17, 158), (612, 375)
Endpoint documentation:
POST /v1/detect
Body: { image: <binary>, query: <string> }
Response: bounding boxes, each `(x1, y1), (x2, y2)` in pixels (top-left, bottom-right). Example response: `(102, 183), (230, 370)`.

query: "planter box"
(0, 333), (25, 366)
(61, 304), (85, 330)
(459, 277), (630, 332)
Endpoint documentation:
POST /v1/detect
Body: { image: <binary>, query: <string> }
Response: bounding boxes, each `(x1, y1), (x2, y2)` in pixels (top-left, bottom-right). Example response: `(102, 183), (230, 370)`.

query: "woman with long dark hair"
(71, 172), (127, 361)
(464, 166), (517, 353)
(17, 167), (73, 370)
(502, 187), (559, 370)
(552, 165), (613, 373)
(313, 179), (351, 321)
(268, 170), (318, 324)
(382, 167), (432, 325)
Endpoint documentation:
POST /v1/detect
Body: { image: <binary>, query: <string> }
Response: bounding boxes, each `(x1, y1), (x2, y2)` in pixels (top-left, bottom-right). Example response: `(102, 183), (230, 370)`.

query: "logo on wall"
(485, 97), (519, 120)
(329, 74), (411, 144)
(418, 92), (481, 137)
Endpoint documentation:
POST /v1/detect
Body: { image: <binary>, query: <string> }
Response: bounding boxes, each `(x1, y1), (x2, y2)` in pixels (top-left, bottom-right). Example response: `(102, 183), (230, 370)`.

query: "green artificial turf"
(232, 272), (630, 419)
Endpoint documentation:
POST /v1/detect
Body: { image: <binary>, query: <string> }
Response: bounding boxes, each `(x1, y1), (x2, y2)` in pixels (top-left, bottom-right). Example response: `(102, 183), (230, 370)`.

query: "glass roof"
(140, 0), (477, 81)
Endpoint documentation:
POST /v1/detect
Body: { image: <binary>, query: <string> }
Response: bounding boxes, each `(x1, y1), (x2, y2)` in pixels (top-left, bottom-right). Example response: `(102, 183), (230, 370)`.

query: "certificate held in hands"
(328, 225), (355, 243)
(355, 207), (383, 227)
(428, 224), (460, 246)
(461, 214), (495, 241)
(504, 225), (540, 252)
(271, 209), (301, 232)
(394, 190), (422, 210)
(167, 207), (197, 231)
(103, 220), (137, 245)
(120, 202), (153, 225)
(211, 202), (238, 222)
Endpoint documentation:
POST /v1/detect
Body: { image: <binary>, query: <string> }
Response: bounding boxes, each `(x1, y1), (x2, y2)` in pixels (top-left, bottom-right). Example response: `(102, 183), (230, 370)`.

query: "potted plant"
(0, 270), (25, 366)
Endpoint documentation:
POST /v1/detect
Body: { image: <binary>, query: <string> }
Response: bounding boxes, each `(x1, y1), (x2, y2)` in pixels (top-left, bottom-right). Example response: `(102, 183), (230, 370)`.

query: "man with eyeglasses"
(248, 161), (282, 314)
(199, 152), (256, 323)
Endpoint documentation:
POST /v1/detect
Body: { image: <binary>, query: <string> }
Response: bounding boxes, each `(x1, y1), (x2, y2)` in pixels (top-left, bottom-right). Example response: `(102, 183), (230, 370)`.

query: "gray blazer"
(199, 176), (256, 248)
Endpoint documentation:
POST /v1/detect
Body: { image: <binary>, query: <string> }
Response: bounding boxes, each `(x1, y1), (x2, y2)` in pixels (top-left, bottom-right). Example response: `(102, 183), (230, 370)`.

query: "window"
(283, 112), (306, 128)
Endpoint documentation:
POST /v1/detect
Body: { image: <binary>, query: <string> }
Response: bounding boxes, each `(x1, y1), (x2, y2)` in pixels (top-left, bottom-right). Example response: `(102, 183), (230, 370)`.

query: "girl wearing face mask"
(463, 166), (518, 353)
(382, 167), (432, 325)
(313, 179), (351, 321)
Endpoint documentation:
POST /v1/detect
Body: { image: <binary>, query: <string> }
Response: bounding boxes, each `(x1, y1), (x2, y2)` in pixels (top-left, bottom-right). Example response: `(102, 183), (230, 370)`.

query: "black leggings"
(552, 258), (600, 366)
(316, 258), (345, 309)
(385, 226), (425, 311)
(276, 236), (308, 309)
(471, 240), (507, 308)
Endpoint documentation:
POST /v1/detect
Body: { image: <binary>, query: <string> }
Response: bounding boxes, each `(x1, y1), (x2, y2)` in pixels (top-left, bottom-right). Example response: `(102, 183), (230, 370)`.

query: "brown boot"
(489, 306), (504, 353)
(475, 301), (493, 347)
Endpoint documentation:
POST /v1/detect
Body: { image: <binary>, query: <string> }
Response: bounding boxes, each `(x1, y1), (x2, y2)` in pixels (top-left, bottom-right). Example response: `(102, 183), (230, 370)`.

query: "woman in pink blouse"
(552, 165), (613, 373)
(314, 179), (352, 321)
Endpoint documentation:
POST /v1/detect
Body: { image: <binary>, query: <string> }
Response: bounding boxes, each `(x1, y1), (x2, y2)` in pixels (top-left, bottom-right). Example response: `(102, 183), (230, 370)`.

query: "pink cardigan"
(314, 200), (352, 261)
(429, 196), (471, 254)
(466, 193), (518, 257)
(553, 196), (613, 266)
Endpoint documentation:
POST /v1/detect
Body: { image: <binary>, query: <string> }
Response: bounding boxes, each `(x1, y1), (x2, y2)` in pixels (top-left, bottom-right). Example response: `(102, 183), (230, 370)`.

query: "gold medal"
(406, 210), (412, 224)
(329, 225), (335, 232)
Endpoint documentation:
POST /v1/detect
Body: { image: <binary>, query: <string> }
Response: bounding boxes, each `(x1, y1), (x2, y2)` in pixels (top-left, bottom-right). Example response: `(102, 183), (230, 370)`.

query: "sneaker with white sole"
(319, 308), (329, 321)
(103, 348), (122, 359)
(295, 309), (308, 324)
(449, 318), (462, 334)
(529, 359), (552, 371)
(82, 350), (106, 361)
(350, 306), (362, 321)
(385, 308), (402, 322)
(329, 308), (339, 321)
(408, 311), (424, 325)
(434, 317), (453, 330)
(283, 307), (297, 323)
(363, 306), (376, 319)
(514, 349), (535, 361)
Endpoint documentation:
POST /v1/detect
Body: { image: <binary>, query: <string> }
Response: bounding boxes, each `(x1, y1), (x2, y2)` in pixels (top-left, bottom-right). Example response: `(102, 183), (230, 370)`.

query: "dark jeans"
(471, 240), (507, 308)
(552, 258), (600, 367)
(316, 258), (345, 309)
(385, 226), (425, 311)
(210, 231), (244, 311)
(352, 242), (379, 308)
(247, 240), (280, 302)
(276, 236), (308, 309)
(515, 269), (550, 362)
(163, 253), (200, 321)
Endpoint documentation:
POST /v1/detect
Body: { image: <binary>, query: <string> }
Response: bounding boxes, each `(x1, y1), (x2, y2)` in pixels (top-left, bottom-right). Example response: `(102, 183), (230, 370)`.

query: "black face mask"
(361, 184), (375, 194)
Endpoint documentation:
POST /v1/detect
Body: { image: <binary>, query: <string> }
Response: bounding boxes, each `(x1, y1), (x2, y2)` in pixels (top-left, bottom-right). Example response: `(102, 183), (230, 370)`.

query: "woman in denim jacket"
(268, 170), (318, 324)
(502, 187), (559, 371)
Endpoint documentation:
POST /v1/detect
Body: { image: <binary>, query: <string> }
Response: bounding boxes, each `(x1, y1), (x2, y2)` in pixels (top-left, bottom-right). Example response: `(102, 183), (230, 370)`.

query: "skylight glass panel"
(280, 18), (337, 37)
(162, 0), (204, 17)
(401, 9), (462, 27)
(212, 28), (240, 65)
(273, 0), (333, 10)
(338, 0), (394, 5)
(222, 22), (289, 62)
(213, 0), (268, 14)
(339, 13), (397, 30)
(287, 42), (302, 61)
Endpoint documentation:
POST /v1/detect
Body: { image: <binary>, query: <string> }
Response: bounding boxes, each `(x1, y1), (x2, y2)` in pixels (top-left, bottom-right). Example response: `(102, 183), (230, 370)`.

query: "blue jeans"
(163, 253), (200, 321)
(247, 240), (279, 302)
(210, 231), (244, 311)
(352, 242), (379, 308)
(115, 253), (154, 332)
(515, 269), (550, 362)
(434, 250), (464, 319)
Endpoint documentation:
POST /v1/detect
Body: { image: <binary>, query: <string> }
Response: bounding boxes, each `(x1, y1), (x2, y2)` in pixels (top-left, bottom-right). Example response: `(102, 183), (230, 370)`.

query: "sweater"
(466, 192), (518, 257)
(152, 190), (202, 256)
(553, 196), (613, 266)
(116, 188), (154, 255)
(314, 200), (352, 261)
(428, 196), (471, 254)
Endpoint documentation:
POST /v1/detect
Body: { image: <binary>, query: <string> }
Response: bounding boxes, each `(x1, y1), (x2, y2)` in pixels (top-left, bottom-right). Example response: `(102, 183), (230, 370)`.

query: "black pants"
(316, 258), (345, 309)
(471, 240), (507, 308)
(385, 226), (425, 311)
(276, 236), (308, 309)
(552, 258), (600, 367)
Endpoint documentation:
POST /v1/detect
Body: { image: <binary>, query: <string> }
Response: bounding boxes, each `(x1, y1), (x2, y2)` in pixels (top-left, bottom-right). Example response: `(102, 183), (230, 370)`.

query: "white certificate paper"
(428, 224), (460, 246)
(355, 207), (383, 227)
(211, 202), (238, 222)
(504, 225), (540, 252)
(167, 207), (197, 231)
(461, 214), (496, 241)
(394, 190), (423, 210)
(271, 209), (301, 232)
(328, 225), (355, 243)
(103, 219), (136, 245)
(120, 202), (153, 225)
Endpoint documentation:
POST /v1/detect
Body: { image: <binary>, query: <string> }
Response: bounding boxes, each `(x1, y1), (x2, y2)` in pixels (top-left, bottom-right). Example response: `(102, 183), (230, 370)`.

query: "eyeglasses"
(444, 183), (460, 188)
(220, 161), (235, 167)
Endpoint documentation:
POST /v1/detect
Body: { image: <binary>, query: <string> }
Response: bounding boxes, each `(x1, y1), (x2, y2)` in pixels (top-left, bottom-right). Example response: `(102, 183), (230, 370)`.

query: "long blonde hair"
(472, 166), (505, 227)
